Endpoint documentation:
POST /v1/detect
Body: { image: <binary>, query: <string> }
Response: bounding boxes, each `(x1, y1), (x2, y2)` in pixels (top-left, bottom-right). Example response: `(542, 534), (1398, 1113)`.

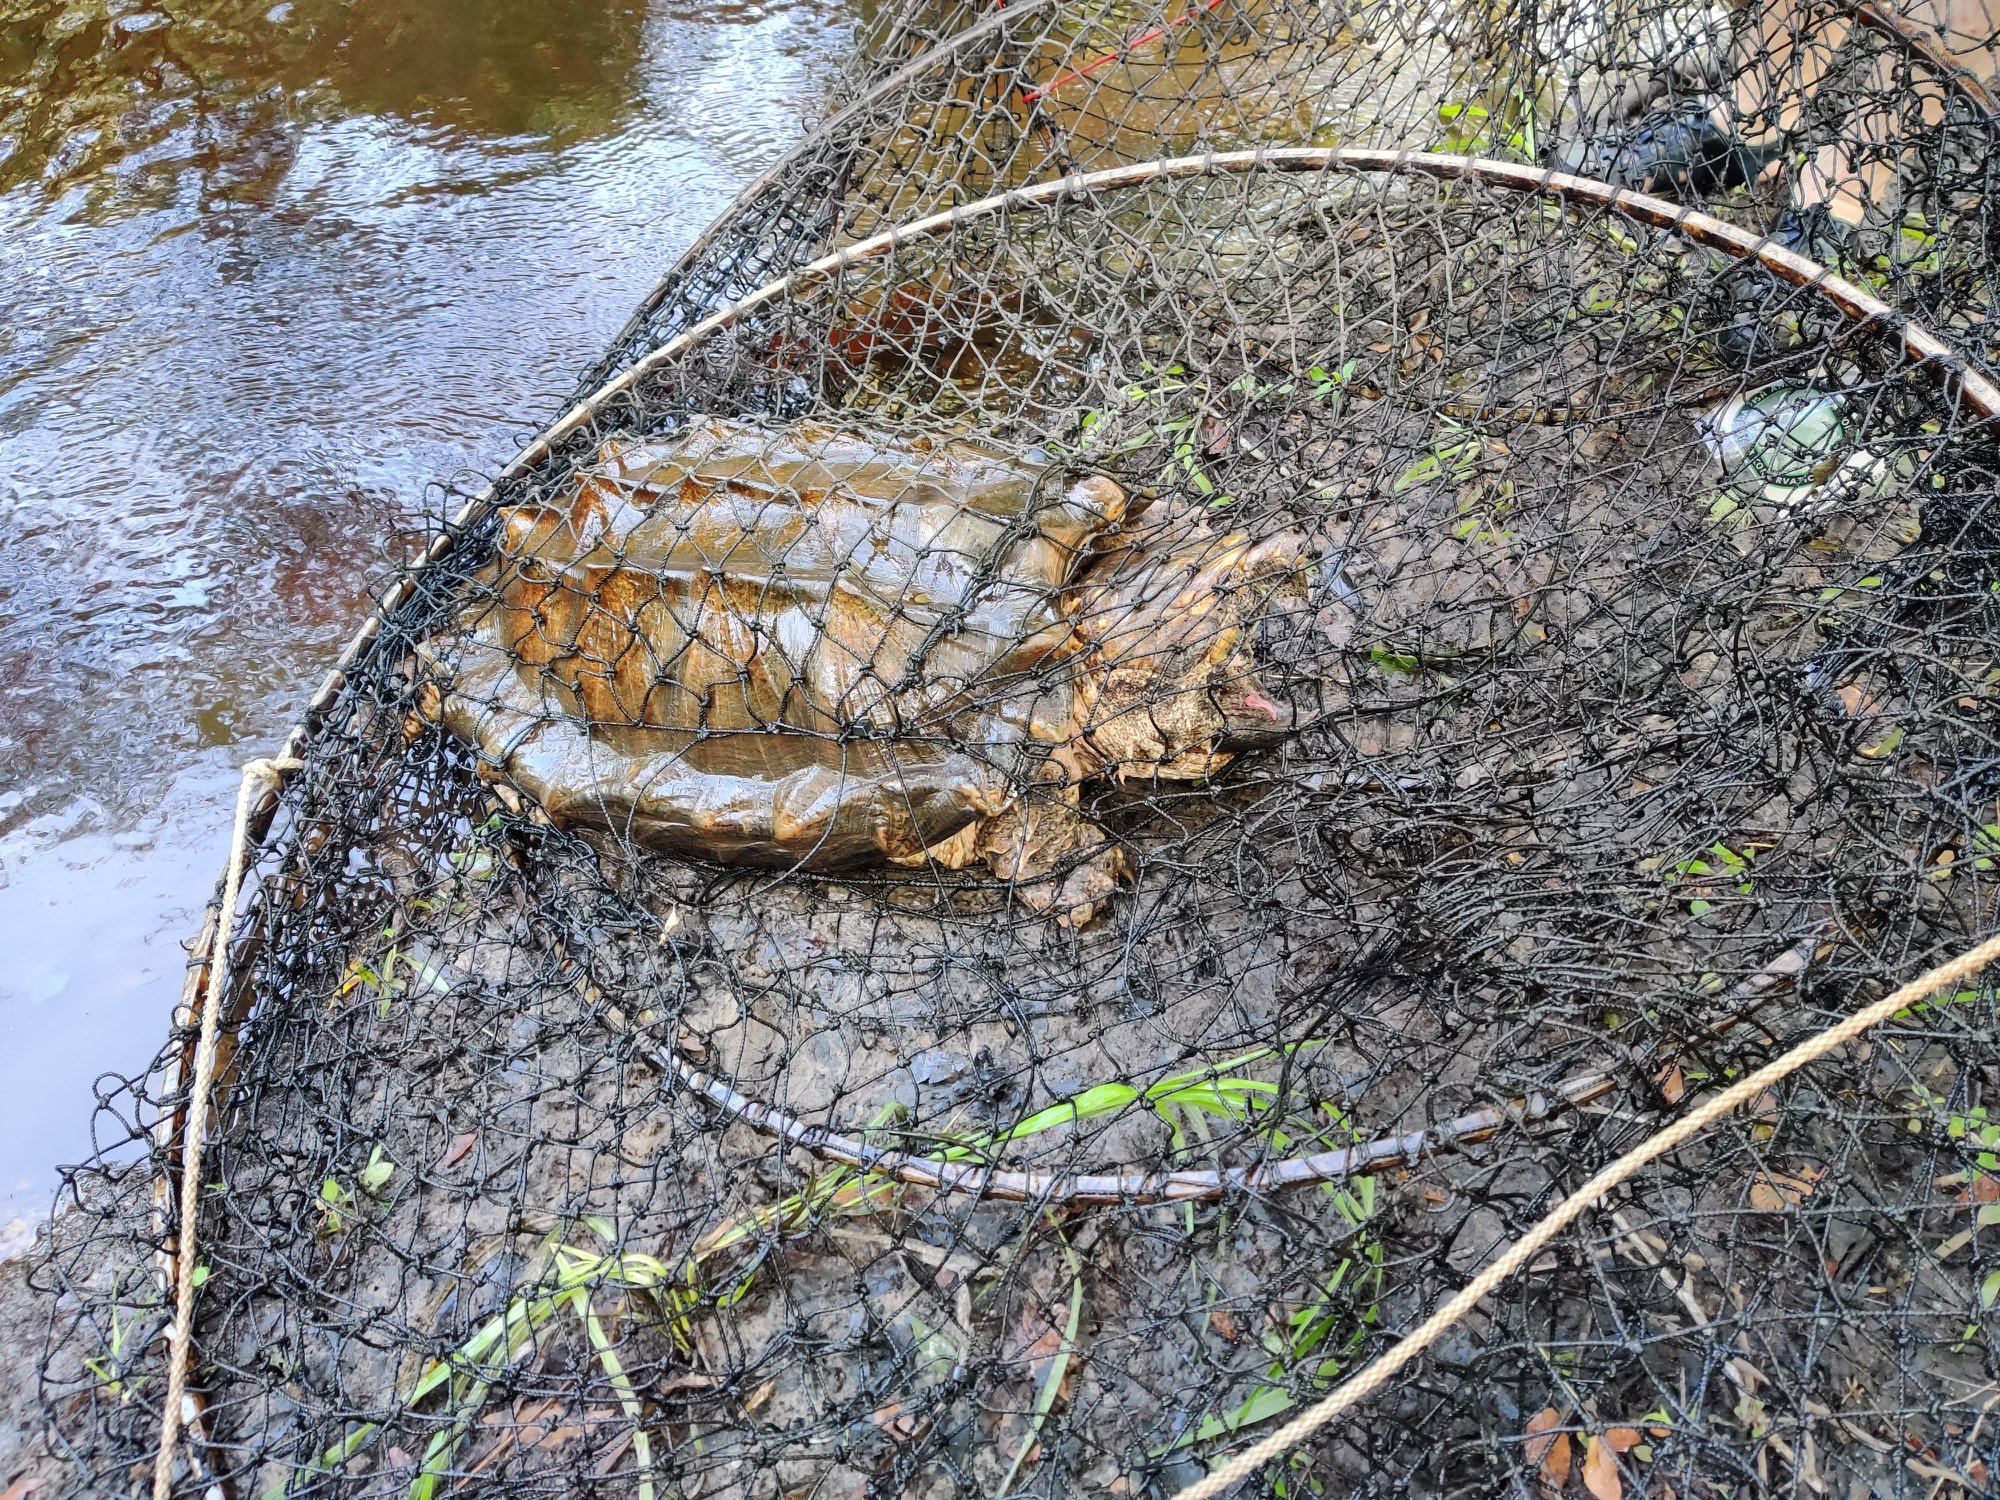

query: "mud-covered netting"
(36, 3), (2000, 1498)
(581, 0), (2000, 396)
(578, 0), (1537, 390)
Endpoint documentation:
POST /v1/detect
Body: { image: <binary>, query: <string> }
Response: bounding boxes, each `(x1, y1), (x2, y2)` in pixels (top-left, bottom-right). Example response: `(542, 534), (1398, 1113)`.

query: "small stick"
(587, 931), (1815, 1205)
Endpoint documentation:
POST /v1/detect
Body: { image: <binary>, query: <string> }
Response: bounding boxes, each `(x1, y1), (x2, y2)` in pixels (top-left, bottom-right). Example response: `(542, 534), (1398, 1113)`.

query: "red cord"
(1020, 0), (1228, 104)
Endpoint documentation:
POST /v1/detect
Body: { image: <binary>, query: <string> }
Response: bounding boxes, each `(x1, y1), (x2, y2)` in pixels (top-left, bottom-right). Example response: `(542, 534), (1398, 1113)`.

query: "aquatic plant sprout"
(34, 1), (2000, 1496)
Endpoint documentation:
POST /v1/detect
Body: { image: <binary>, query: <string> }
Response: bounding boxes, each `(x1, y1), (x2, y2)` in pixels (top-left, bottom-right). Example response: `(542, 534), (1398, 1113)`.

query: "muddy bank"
(1, 1246), (67, 1495)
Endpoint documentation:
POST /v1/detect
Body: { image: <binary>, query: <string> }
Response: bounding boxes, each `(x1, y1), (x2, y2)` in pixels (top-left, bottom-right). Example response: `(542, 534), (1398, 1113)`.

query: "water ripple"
(0, 0), (849, 1225)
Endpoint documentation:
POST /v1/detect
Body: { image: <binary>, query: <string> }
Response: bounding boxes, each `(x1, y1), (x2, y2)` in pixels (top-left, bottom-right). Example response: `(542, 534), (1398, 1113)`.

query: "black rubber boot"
(1769, 203), (1861, 265)
(1566, 100), (1767, 201)
(1711, 204), (1860, 365)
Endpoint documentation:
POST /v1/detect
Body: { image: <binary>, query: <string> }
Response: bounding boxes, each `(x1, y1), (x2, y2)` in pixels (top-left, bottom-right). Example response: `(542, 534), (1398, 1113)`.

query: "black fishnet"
(35, 4), (2000, 1498)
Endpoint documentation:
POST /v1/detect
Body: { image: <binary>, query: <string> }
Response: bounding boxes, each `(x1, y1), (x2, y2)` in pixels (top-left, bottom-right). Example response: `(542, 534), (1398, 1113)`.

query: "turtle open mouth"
(1207, 538), (1314, 752)
(1211, 680), (1297, 752)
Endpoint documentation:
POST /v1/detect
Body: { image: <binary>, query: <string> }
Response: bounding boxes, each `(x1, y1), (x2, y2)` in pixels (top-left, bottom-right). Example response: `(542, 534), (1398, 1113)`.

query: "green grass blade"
(577, 1289), (658, 1500)
(993, 1228), (1084, 1497)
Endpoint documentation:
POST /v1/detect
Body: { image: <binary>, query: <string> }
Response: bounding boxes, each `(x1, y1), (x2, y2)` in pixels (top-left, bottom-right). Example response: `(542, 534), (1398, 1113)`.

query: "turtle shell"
(430, 417), (1130, 869)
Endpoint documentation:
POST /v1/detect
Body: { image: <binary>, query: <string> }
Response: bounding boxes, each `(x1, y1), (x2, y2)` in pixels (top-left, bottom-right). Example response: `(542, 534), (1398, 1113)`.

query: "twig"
(1852, 0), (2000, 119)
(586, 933), (1815, 1205)
(152, 757), (301, 1500)
(604, 991), (1614, 1204)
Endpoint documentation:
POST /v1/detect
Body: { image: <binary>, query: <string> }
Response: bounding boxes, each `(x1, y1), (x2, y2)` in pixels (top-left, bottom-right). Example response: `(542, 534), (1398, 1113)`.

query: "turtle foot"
(1037, 847), (1134, 931)
(971, 791), (1132, 928)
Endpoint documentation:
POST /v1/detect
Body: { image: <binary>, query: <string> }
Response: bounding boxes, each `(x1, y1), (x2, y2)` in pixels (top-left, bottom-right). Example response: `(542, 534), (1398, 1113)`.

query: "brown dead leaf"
(456, 1448), (512, 1496)
(439, 1132), (477, 1168)
(1523, 1408), (1571, 1490)
(1582, 1433), (1623, 1500)
(1603, 1426), (1643, 1453)
(1747, 1165), (1823, 1212)
(1836, 684), (1879, 718)
(465, 1413), (582, 1477)
(1543, 1434), (1574, 1491)
(590, 1431), (637, 1480)
(1654, 1064), (1687, 1105)
(1009, 1300), (1072, 1393)
(1207, 1305), (1241, 1341)
(867, 1399), (929, 1444)
(1523, 1407), (1561, 1461)
(741, 1378), (775, 1415)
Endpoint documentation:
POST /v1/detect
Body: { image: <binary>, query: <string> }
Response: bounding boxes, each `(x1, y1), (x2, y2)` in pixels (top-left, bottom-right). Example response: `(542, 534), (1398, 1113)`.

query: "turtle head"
(1071, 507), (1312, 779)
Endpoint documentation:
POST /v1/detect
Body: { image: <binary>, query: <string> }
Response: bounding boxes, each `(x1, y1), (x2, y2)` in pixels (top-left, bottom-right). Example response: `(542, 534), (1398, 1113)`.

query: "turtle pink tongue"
(1240, 689), (1283, 722)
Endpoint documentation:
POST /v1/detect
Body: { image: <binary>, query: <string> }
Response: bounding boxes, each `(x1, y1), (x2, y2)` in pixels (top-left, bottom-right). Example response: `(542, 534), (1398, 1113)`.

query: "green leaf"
(1367, 645), (1421, 676)
(359, 1147), (396, 1197)
(992, 1084), (1141, 1143)
(578, 1293), (658, 1500)
(1191, 1381), (1298, 1445)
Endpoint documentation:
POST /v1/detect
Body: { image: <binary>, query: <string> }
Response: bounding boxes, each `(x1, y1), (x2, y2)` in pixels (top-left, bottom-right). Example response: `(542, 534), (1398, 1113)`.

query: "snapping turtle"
(423, 417), (1309, 923)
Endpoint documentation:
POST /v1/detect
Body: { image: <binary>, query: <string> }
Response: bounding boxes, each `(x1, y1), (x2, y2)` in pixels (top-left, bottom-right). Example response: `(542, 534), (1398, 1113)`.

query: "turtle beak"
(1211, 549), (1311, 749)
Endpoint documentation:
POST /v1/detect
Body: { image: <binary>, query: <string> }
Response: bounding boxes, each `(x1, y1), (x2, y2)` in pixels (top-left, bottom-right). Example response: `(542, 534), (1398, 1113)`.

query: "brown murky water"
(0, 0), (849, 1240)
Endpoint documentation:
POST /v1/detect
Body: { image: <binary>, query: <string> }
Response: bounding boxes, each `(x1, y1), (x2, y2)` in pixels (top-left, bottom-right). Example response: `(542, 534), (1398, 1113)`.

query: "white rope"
(153, 756), (301, 1500)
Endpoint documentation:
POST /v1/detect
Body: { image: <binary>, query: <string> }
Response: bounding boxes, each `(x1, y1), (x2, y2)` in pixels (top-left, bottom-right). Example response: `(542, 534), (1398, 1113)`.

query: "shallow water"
(0, 0), (849, 1240)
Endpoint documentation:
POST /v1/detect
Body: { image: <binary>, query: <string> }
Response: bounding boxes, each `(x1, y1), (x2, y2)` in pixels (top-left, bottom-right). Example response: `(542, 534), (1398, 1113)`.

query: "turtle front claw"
(1036, 848), (1134, 931)
(969, 786), (1132, 929)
